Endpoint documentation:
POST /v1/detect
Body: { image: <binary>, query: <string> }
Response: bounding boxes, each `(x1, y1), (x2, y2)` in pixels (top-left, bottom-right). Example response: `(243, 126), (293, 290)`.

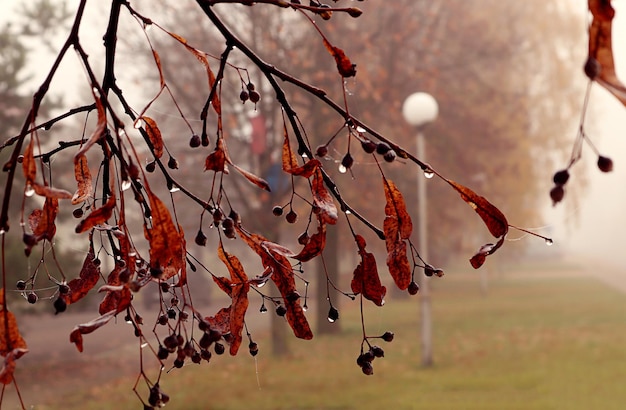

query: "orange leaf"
(69, 310), (117, 353)
(212, 276), (233, 296)
(282, 126), (300, 173)
(167, 31), (221, 114)
(218, 244), (248, 283)
(152, 49), (165, 88)
(206, 307), (231, 335)
(323, 38), (357, 78)
(351, 235), (386, 306)
(98, 266), (132, 315)
(75, 195), (116, 234)
(204, 138), (228, 173)
(445, 179), (508, 239)
(0, 348), (28, 385)
(293, 223), (326, 262)
(228, 282), (249, 355)
(144, 191), (185, 280)
(236, 228), (312, 340)
(0, 289), (28, 356)
(469, 237), (505, 269)
(383, 178), (413, 241)
(33, 184), (72, 200)
(143, 117), (164, 159)
(22, 139), (36, 185)
(71, 154), (93, 205)
(231, 163), (271, 192)
(588, 0), (626, 106)
(62, 241), (101, 305)
(31, 197), (59, 241)
(386, 239), (411, 290)
(311, 168), (338, 225)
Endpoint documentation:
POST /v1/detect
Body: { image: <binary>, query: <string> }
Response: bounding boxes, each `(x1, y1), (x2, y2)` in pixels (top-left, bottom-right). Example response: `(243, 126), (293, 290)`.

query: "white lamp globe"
(402, 92), (438, 127)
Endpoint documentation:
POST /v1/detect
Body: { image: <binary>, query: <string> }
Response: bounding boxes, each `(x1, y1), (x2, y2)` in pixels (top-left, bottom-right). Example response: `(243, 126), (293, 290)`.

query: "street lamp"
(402, 92), (438, 367)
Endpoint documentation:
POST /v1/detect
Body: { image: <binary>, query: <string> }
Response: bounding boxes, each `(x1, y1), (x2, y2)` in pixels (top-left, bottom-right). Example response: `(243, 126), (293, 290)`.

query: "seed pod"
(341, 153), (354, 169)
(315, 145), (328, 157)
(189, 134), (201, 148)
(552, 169), (570, 186)
(597, 155), (613, 173)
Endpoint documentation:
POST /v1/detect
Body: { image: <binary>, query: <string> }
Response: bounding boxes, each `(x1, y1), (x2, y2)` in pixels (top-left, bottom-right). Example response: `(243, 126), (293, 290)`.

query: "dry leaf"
(143, 117), (164, 159)
(351, 235), (386, 306)
(311, 168), (338, 225)
(69, 310), (117, 352)
(323, 38), (357, 78)
(71, 154), (93, 205)
(75, 195), (116, 234)
(293, 223), (326, 262)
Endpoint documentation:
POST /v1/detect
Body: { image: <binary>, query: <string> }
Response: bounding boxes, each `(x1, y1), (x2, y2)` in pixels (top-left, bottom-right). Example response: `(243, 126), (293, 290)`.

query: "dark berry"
(191, 351), (202, 364)
(285, 210), (298, 224)
(361, 140), (377, 154)
(286, 291), (301, 302)
(157, 345), (169, 360)
(195, 229), (207, 247)
(53, 297), (67, 314)
(249, 341), (259, 357)
(315, 145), (328, 157)
(222, 217), (235, 230)
(201, 134), (210, 147)
(189, 134), (201, 148)
(214, 342), (225, 355)
(200, 349), (212, 362)
(146, 161), (156, 173)
(550, 185), (565, 206)
(361, 361), (374, 375)
(376, 142), (391, 155)
(341, 153), (354, 170)
(199, 332), (212, 350)
(297, 232), (309, 245)
(383, 150), (397, 163)
(552, 169), (570, 186)
(173, 358), (184, 368)
(27, 292), (38, 304)
(167, 156), (178, 170)
(381, 331), (394, 342)
(584, 56), (601, 80)
(167, 308), (177, 319)
(327, 306), (339, 322)
(424, 264), (435, 277)
(249, 90), (261, 103)
(158, 314), (168, 326)
(408, 281), (419, 295)
(272, 206), (284, 216)
(16, 280), (26, 291)
(276, 305), (287, 317)
(160, 282), (170, 293)
(72, 208), (84, 218)
(246, 82), (255, 91)
(371, 345), (384, 358)
(597, 155), (613, 173)
(239, 89), (249, 103)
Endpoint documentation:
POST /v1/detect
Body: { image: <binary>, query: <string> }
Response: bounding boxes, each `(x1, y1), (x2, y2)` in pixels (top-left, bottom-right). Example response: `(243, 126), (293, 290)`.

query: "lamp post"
(402, 92), (438, 367)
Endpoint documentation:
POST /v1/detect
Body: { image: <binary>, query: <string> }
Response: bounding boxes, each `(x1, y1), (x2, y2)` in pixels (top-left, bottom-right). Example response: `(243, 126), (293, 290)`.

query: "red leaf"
(323, 38), (357, 78)
(386, 239), (411, 290)
(98, 266), (132, 315)
(311, 168), (338, 225)
(71, 154), (93, 205)
(588, 0), (626, 106)
(228, 281), (249, 355)
(33, 184), (72, 200)
(231, 162), (271, 192)
(69, 310), (117, 352)
(204, 138), (229, 173)
(75, 195), (116, 234)
(218, 244), (248, 283)
(293, 223), (326, 262)
(469, 237), (505, 269)
(0, 289), (28, 357)
(445, 179), (508, 239)
(62, 241), (101, 305)
(206, 307), (230, 335)
(382, 178), (413, 241)
(282, 127), (300, 173)
(212, 276), (233, 296)
(144, 191), (185, 280)
(351, 235), (386, 306)
(0, 348), (28, 385)
(236, 228), (313, 340)
(143, 117), (164, 159)
(31, 197), (59, 241)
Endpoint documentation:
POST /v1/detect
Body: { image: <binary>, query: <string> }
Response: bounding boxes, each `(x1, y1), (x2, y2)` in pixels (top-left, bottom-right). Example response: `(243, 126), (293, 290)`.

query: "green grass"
(42, 272), (626, 410)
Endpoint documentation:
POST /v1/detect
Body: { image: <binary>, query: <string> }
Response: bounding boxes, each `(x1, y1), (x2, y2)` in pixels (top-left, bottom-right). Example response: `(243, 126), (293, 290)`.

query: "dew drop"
(0, 229), (5, 235)
(327, 317), (336, 323)
(141, 342), (149, 348)
(302, 304), (308, 312)
(92, 87), (100, 97)
(356, 126), (366, 134)
(259, 304), (267, 313)
(545, 238), (554, 246)
(168, 181), (180, 193)
(338, 164), (347, 174)
(133, 118), (145, 129)
(25, 184), (35, 197)
(256, 281), (266, 288)
(344, 209), (352, 215)
(423, 169), (434, 179)
(302, 153), (308, 159)
(121, 179), (132, 191)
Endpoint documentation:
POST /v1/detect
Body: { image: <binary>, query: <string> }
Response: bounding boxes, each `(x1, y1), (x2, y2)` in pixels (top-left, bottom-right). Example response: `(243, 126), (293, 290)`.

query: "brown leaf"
(167, 31), (221, 114)
(323, 38), (357, 78)
(312, 168), (338, 225)
(383, 179), (413, 241)
(351, 235), (386, 306)
(62, 241), (100, 305)
(0, 348), (28, 385)
(588, 0), (626, 106)
(98, 266), (132, 315)
(445, 179), (508, 239)
(144, 191), (185, 280)
(228, 281), (249, 355)
(231, 163), (271, 192)
(293, 223), (326, 262)
(204, 138), (229, 173)
(0, 289), (28, 356)
(386, 239), (412, 290)
(469, 237), (505, 269)
(33, 184), (72, 200)
(31, 197), (59, 241)
(71, 154), (93, 205)
(218, 244), (248, 283)
(212, 276), (233, 296)
(206, 307), (230, 335)
(143, 117), (164, 159)
(152, 49), (165, 88)
(69, 310), (117, 353)
(75, 195), (116, 234)
(76, 95), (106, 159)
(282, 126), (300, 173)
(236, 228), (313, 340)
(22, 139), (36, 185)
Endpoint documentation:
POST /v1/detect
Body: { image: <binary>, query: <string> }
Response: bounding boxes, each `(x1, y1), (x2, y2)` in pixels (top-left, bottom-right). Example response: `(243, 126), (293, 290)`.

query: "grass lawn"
(41, 268), (626, 409)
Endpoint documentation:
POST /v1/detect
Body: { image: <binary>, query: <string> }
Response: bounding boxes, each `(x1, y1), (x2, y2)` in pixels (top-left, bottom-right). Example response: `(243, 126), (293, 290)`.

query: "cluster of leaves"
(0, 0), (561, 408)
(551, 0), (626, 206)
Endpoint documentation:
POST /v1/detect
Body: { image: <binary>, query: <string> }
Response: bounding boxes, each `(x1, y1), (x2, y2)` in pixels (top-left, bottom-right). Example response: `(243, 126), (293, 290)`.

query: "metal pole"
(417, 130), (433, 367)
